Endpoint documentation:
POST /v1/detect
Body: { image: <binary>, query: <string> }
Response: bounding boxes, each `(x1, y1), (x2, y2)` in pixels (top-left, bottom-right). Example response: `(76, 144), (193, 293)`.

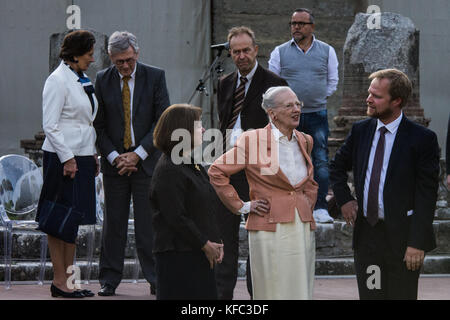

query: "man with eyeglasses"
(269, 8), (339, 224)
(214, 26), (287, 300)
(94, 31), (170, 297)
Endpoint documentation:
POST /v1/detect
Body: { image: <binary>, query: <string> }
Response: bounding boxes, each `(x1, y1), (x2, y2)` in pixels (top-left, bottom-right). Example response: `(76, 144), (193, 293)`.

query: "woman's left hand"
(250, 199), (270, 216)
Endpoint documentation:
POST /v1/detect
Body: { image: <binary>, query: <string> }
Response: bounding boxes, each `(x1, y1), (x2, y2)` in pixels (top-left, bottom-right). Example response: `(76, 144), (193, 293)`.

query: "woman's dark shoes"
(50, 284), (85, 298)
(76, 289), (95, 297)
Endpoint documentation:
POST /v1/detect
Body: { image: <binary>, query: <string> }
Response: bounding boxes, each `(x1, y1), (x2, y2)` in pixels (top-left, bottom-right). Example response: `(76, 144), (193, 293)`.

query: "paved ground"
(1, 276), (449, 300)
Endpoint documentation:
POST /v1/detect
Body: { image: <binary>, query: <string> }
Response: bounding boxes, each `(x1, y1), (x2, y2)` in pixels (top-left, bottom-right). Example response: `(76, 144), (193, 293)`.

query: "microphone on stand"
(211, 42), (230, 50)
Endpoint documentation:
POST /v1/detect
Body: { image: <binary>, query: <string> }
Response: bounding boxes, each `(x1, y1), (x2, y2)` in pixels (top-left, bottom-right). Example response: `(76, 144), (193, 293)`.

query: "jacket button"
(269, 218), (274, 223)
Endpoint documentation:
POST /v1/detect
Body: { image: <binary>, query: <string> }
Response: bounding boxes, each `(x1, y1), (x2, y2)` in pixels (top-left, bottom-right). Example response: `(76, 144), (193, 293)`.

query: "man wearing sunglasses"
(269, 8), (339, 224)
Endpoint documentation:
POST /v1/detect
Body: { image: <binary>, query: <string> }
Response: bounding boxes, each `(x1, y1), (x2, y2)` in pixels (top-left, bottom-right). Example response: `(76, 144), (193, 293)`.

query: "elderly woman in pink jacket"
(208, 86), (318, 300)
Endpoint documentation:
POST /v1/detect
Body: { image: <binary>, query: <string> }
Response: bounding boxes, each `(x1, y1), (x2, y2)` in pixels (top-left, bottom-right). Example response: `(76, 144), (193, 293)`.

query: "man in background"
(269, 8), (339, 223)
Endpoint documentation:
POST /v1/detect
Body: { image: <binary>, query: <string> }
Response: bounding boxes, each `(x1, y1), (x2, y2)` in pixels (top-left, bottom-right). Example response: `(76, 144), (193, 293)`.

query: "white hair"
(108, 31), (139, 56)
(261, 86), (294, 113)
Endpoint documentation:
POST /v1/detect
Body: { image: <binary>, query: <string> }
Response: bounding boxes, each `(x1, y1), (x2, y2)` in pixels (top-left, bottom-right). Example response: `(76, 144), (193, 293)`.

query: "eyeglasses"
(289, 21), (313, 28)
(279, 101), (304, 109)
(114, 57), (136, 66)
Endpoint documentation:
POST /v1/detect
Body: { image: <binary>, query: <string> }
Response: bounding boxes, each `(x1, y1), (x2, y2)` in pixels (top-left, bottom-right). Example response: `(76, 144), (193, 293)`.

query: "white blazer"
(42, 61), (98, 163)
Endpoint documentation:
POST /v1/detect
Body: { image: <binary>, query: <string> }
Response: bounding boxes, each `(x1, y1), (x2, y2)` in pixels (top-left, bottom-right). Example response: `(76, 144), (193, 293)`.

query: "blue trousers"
(297, 109), (329, 210)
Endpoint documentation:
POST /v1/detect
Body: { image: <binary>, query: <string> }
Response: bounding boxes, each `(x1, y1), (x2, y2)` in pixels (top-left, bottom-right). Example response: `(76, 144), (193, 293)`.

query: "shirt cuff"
(238, 201), (251, 214)
(107, 151), (120, 165)
(134, 145), (148, 160)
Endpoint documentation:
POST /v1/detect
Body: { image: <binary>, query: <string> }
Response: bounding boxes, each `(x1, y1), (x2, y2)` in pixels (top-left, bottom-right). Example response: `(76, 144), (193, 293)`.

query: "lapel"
(132, 63), (145, 119)
(111, 67), (124, 121)
(293, 130), (314, 187)
(221, 72), (238, 126)
(357, 119), (377, 191)
(61, 62), (98, 119)
(384, 116), (409, 185)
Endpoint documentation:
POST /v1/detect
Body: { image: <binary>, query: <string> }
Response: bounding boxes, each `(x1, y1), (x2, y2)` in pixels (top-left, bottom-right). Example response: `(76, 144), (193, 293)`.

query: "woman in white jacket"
(36, 30), (99, 298)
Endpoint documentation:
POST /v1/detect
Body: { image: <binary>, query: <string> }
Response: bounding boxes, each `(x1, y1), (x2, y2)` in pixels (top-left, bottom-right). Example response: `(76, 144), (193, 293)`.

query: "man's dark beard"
(368, 107), (394, 120)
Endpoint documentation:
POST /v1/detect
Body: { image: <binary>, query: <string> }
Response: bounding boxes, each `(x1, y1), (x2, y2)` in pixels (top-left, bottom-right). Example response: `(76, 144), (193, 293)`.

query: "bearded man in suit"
(329, 68), (440, 299)
(94, 31), (170, 296)
(214, 26), (288, 299)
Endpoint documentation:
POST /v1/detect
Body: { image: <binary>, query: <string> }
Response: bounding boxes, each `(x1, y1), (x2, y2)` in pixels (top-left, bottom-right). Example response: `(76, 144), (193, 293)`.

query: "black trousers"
(214, 171), (252, 300)
(354, 217), (421, 300)
(99, 164), (156, 288)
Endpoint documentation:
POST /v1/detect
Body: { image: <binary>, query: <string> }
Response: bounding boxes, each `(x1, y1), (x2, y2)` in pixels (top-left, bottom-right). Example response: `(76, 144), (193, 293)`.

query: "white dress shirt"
(228, 61), (259, 148)
(239, 122), (308, 213)
(107, 64), (148, 165)
(268, 36), (339, 97)
(363, 112), (412, 219)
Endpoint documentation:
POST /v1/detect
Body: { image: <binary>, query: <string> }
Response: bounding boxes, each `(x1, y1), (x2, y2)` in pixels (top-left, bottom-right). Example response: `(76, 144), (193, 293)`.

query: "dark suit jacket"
(329, 116), (440, 258)
(150, 153), (221, 252)
(217, 64), (288, 199)
(217, 64), (288, 136)
(94, 62), (170, 176)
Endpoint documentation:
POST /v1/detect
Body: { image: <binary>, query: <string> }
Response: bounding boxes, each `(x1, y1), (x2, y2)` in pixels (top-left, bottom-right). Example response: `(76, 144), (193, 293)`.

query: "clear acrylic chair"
(128, 201), (140, 284)
(0, 154), (48, 290)
(84, 171), (104, 284)
(86, 172), (140, 283)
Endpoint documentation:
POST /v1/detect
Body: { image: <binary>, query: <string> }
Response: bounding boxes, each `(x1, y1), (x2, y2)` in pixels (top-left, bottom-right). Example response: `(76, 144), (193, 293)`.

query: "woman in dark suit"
(36, 30), (99, 298)
(150, 104), (223, 300)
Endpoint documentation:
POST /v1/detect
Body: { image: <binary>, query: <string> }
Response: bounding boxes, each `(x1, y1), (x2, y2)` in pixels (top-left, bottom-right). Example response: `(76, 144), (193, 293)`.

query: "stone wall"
(211, 0), (369, 130)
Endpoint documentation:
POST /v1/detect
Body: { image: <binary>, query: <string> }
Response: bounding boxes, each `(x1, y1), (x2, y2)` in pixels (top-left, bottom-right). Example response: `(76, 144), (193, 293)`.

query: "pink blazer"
(208, 124), (318, 232)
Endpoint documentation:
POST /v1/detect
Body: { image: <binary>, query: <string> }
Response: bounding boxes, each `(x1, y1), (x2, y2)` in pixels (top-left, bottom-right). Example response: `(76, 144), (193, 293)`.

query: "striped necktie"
(227, 76), (248, 129)
(122, 76), (132, 150)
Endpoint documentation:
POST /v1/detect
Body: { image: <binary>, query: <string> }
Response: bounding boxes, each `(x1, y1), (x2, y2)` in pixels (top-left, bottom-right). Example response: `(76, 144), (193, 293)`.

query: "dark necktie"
(227, 76), (248, 130)
(367, 126), (388, 226)
(122, 76), (132, 150)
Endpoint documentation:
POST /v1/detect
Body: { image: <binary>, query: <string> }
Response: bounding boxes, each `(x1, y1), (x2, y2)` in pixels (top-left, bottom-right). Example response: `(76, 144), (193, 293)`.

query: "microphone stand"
(188, 48), (228, 127)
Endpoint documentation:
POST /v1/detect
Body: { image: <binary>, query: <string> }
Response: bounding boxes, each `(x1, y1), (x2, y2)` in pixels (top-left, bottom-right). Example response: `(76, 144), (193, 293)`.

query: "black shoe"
(98, 284), (116, 296)
(150, 283), (156, 295)
(51, 284), (85, 298)
(77, 289), (95, 297)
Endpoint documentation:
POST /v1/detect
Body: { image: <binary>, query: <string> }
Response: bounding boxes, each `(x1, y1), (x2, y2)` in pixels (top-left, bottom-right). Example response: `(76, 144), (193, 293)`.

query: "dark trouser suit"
(354, 217), (420, 300)
(214, 171), (252, 300)
(99, 163), (156, 288)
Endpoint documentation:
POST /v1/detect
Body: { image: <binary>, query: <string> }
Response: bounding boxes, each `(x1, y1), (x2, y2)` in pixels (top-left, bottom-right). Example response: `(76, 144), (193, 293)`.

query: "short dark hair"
(294, 8), (315, 23)
(369, 68), (412, 108)
(59, 30), (96, 63)
(153, 104), (202, 155)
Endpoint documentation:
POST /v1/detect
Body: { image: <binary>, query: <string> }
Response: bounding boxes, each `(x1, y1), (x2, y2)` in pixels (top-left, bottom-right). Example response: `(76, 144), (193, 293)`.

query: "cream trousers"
(248, 210), (315, 300)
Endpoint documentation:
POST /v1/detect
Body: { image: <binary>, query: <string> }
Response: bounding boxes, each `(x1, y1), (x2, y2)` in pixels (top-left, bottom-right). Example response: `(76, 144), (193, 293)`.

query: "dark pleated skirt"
(155, 250), (218, 300)
(36, 151), (96, 227)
